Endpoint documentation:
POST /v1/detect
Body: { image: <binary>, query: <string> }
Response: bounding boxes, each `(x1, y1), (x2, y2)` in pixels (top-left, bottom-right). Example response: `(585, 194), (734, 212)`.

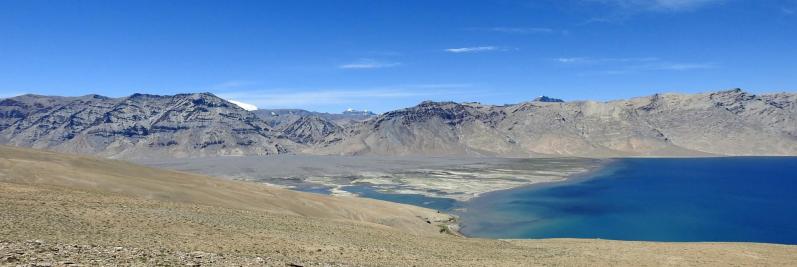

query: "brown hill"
(2, 145), (796, 266)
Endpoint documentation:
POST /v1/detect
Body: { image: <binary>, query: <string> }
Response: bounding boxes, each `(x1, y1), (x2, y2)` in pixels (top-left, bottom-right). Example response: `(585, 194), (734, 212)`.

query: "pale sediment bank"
(139, 155), (605, 202)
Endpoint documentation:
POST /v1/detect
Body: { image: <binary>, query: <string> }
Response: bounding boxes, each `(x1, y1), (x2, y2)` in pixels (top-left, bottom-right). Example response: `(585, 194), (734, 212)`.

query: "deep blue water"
(458, 157), (797, 244)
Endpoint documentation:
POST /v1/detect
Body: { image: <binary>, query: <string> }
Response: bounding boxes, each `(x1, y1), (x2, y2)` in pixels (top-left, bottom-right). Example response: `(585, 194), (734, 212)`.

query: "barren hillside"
(318, 89), (796, 157)
(2, 89), (795, 158)
(1, 146), (796, 266)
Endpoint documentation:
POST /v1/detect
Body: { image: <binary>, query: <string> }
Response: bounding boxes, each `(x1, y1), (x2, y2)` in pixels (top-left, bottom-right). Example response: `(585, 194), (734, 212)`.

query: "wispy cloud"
(582, 0), (727, 23)
(556, 56), (716, 75)
(783, 7), (795, 15)
(555, 57), (659, 64)
(589, 0), (726, 12)
(216, 84), (475, 108)
(444, 46), (510, 53)
(467, 27), (566, 35)
(651, 62), (715, 70)
(339, 59), (401, 69)
(590, 63), (716, 75)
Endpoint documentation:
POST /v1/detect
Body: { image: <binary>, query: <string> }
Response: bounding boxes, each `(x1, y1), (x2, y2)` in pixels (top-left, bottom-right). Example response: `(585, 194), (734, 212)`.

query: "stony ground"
(3, 181), (797, 267)
(0, 240), (278, 267)
(2, 145), (797, 266)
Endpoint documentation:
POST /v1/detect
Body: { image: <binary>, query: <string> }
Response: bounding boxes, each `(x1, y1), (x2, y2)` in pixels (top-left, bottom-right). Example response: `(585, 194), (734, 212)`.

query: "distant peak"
(128, 93), (174, 100)
(533, 96), (564, 103)
(721, 88), (744, 94)
(342, 108), (375, 115)
(81, 94), (110, 100)
(417, 100), (457, 107)
(186, 92), (220, 99)
(129, 93), (153, 98)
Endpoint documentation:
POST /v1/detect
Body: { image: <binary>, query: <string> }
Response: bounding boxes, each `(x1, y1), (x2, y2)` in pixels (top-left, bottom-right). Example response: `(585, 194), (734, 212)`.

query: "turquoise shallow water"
(458, 157), (797, 244)
(343, 185), (458, 211)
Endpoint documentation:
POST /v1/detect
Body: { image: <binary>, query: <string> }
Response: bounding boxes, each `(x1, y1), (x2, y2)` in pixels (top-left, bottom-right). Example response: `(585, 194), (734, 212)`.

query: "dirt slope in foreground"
(0, 145), (450, 236)
(1, 146), (796, 266)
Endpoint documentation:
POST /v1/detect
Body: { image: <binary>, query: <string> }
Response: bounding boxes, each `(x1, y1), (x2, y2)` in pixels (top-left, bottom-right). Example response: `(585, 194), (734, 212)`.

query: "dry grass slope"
(1, 145), (796, 266)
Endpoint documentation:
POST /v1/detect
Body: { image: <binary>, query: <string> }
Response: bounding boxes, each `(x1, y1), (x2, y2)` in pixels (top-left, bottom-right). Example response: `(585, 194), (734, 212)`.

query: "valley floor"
(139, 155), (602, 201)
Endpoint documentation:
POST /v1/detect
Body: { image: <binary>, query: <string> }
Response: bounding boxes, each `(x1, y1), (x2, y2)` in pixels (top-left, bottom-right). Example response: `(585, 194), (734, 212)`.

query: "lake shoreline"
(143, 155), (605, 202)
(455, 157), (797, 244)
(451, 159), (617, 237)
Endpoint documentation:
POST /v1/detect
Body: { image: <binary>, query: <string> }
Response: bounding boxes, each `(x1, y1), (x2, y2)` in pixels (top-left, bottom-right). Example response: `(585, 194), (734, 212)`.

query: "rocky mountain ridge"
(0, 93), (295, 158)
(315, 88), (796, 157)
(1, 88), (795, 158)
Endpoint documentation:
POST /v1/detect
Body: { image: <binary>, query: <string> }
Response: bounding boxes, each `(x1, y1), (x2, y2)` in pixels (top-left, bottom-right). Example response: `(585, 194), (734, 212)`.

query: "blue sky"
(1, 0), (795, 112)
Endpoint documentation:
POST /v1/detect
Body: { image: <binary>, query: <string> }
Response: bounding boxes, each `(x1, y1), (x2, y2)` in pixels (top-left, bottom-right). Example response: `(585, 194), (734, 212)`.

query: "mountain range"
(1, 88), (794, 158)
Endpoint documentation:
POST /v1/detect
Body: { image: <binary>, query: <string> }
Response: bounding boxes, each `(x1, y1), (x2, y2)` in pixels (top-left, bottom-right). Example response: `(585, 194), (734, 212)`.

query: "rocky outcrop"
(254, 108), (375, 128)
(280, 115), (343, 144)
(533, 96), (565, 103)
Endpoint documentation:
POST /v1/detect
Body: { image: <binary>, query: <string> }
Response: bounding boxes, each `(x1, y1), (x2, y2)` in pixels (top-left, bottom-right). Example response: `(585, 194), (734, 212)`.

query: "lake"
(343, 185), (459, 211)
(458, 157), (797, 244)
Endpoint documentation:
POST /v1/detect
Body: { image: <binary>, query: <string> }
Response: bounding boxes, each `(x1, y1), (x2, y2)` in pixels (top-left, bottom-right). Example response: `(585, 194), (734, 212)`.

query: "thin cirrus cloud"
(650, 62), (715, 71)
(338, 59), (401, 69)
(444, 46), (504, 53)
(555, 56), (716, 75)
(589, 0), (726, 12)
(554, 57), (659, 64)
(467, 27), (564, 34)
(592, 63), (716, 75)
(583, 0), (727, 23)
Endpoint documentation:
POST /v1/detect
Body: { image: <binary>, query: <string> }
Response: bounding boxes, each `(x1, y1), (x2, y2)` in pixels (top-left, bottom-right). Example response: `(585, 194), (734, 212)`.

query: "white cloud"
(339, 59), (401, 69)
(220, 90), (429, 107)
(444, 46), (501, 53)
(783, 7), (795, 15)
(226, 99), (258, 111)
(555, 57), (587, 63)
(216, 84), (475, 108)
